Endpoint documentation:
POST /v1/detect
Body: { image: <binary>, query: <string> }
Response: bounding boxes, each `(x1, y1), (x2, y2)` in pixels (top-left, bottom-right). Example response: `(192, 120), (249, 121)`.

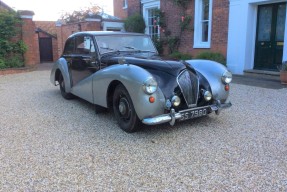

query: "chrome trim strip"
(176, 70), (199, 108)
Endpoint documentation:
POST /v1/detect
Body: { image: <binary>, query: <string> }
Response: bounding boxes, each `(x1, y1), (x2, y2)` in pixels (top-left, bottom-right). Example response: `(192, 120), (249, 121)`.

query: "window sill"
(193, 43), (211, 49)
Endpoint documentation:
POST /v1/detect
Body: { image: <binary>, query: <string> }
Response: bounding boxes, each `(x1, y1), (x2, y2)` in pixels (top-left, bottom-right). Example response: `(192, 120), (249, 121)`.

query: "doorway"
(254, 3), (286, 71)
(39, 37), (53, 62)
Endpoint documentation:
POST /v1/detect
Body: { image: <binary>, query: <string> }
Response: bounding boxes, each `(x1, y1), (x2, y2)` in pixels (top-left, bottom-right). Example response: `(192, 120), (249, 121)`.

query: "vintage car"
(50, 31), (232, 132)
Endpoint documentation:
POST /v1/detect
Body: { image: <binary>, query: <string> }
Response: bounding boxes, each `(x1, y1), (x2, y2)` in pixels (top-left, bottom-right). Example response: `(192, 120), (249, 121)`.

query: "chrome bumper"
(142, 101), (232, 126)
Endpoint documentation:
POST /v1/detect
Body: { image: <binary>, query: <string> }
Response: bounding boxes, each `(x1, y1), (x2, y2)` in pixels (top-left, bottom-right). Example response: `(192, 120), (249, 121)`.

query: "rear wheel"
(113, 84), (140, 133)
(58, 73), (74, 100)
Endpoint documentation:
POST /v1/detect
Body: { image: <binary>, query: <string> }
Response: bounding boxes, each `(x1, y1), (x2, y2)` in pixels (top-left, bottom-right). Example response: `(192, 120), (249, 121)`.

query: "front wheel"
(58, 73), (74, 100)
(113, 84), (140, 133)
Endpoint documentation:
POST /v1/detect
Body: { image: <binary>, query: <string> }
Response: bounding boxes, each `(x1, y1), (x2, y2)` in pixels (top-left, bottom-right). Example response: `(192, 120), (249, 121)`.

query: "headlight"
(171, 95), (181, 106)
(222, 71), (232, 84)
(203, 90), (212, 101)
(143, 77), (158, 94)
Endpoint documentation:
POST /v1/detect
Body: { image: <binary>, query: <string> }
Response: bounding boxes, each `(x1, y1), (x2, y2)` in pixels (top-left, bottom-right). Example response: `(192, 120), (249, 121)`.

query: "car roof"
(68, 31), (148, 38)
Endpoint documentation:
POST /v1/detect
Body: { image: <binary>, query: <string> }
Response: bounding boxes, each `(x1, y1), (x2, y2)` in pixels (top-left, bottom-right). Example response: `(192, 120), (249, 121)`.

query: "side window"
(63, 37), (75, 54)
(75, 36), (96, 54)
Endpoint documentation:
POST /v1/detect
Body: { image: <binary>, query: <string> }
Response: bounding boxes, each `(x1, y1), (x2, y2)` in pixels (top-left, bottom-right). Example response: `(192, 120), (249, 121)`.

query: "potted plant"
(278, 61), (287, 84)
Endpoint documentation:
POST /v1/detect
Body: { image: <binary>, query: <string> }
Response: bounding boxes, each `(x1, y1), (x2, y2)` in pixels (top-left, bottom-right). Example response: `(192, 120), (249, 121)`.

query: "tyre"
(58, 73), (74, 100)
(113, 84), (140, 133)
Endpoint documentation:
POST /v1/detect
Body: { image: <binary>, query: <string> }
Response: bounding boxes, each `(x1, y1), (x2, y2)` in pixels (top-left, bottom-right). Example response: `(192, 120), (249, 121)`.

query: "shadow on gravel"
(232, 75), (287, 89)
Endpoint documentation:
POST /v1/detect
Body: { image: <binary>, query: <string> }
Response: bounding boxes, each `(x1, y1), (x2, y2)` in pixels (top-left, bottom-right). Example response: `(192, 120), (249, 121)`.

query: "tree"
(60, 4), (102, 24)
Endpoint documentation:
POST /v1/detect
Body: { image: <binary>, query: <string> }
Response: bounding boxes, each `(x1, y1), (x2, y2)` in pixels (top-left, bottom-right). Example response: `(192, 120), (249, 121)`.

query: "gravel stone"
(0, 70), (286, 191)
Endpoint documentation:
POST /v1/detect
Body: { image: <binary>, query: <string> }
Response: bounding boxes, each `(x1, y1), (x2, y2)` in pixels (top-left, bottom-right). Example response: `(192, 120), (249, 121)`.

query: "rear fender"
(50, 58), (72, 93)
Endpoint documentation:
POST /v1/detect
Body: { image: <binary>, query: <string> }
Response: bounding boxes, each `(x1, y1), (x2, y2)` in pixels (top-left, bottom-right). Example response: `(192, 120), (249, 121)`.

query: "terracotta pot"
(280, 71), (287, 85)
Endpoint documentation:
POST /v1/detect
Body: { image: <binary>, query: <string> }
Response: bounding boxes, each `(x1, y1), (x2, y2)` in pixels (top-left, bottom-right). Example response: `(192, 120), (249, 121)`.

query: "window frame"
(123, 0), (128, 9)
(142, 0), (160, 37)
(193, 0), (213, 48)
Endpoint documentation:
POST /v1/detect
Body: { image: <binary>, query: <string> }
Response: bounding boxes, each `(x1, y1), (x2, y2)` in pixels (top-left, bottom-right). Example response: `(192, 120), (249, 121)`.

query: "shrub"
(195, 52), (226, 65)
(0, 58), (5, 69)
(0, 11), (26, 69)
(124, 14), (146, 33)
(169, 51), (192, 60)
(4, 55), (24, 68)
(152, 37), (164, 55)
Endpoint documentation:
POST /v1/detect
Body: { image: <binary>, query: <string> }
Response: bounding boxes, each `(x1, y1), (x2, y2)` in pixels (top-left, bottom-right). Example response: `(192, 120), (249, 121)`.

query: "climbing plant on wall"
(152, 0), (193, 54)
(0, 11), (27, 69)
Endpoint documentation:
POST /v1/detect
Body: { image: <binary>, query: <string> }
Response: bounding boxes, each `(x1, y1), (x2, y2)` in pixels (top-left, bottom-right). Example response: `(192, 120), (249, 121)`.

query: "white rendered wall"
(227, 0), (287, 74)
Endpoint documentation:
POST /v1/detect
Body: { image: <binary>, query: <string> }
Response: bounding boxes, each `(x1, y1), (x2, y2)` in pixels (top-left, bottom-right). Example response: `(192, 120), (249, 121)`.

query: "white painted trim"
(283, 5), (287, 62)
(20, 15), (33, 19)
(123, 0), (128, 9)
(193, 0), (213, 49)
(141, 0), (159, 3)
(102, 21), (125, 32)
(227, 0), (287, 74)
(142, 0), (160, 35)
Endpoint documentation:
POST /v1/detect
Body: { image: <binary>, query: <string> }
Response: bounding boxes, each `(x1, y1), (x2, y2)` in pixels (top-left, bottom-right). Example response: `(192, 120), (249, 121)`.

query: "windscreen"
(95, 35), (157, 54)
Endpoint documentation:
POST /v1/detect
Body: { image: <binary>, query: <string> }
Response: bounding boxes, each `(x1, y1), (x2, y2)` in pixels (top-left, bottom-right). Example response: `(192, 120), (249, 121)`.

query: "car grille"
(177, 70), (199, 108)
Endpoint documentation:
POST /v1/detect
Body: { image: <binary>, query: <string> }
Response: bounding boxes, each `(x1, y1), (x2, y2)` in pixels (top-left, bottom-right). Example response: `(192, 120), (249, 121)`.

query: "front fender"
(50, 58), (72, 93)
(186, 60), (230, 102)
(92, 64), (166, 120)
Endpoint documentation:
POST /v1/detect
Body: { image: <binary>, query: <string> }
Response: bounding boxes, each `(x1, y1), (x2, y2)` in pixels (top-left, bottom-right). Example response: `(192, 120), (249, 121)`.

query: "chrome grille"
(177, 70), (199, 108)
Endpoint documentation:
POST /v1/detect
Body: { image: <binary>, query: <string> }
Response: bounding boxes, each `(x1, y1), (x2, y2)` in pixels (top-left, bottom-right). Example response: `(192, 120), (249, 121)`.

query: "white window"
(123, 0), (128, 9)
(194, 0), (213, 48)
(142, 0), (160, 37)
(147, 8), (160, 37)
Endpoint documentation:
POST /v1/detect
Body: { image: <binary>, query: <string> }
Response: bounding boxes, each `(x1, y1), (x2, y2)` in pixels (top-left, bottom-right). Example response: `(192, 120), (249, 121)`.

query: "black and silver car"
(50, 31), (232, 132)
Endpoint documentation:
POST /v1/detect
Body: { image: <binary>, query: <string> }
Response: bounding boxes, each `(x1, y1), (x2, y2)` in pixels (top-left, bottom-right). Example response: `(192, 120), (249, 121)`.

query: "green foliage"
(4, 55), (24, 68)
(278, 62), (287, 71)
(0, 58), (5, 69)
(124, 14), (146, 33)
(169, 51), (192, 60)
(152, 37), (164, 55)
(0, 11), (22, 39)
(180, 15), (192, 32)
(167, 37), (180, 54)
(173, 0), (189, 8)
(195, 52), (226, 65)
(60, 4), (101, 23)
(0, 11), (26, 69)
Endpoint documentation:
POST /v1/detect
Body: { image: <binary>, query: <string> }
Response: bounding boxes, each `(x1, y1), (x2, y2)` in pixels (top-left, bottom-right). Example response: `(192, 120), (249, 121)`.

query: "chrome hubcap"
(118, 97), (130, 119)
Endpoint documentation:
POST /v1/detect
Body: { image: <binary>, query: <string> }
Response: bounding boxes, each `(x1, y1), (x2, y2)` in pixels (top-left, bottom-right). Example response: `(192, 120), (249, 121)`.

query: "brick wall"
(56, 21), (101, 56)
(114, 0), (141, 19)
(115, 0), (229, 58)
(114, 0), (128, 19)
(19, 11), (40, 67)
(160, 0), (229, 57)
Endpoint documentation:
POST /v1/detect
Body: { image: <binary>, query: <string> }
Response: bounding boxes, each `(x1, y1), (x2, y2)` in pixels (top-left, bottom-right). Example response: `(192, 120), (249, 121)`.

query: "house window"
(123, 0), (128, 9)
(194, 0), (213, 48)
(147, 8), (160, 38)
(142, 0), (160, 37)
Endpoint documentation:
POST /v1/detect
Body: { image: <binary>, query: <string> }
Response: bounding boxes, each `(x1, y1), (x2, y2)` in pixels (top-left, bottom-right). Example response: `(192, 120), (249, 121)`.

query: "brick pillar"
(56, 21), (64, 58)
(18, 10), (40, 67)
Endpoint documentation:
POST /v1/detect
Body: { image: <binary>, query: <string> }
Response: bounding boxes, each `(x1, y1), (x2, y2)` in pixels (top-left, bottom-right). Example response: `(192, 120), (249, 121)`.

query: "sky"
(3, 0), (114, 21)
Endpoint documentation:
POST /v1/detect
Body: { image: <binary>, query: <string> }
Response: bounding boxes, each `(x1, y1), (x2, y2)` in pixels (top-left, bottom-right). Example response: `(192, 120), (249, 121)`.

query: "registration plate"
(179, 106), (210, 121)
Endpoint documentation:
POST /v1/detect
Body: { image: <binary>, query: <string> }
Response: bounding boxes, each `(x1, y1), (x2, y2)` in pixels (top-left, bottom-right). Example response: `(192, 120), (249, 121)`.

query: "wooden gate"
(39, 37), (53, 62)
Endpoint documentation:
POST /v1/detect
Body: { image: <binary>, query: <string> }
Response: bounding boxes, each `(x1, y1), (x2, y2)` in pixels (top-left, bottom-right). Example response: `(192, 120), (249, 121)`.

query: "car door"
(70, 35), (100, 86)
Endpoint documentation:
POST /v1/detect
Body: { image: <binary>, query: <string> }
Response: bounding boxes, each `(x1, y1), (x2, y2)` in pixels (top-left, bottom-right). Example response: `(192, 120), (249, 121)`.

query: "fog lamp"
(171, 95), (181, 107)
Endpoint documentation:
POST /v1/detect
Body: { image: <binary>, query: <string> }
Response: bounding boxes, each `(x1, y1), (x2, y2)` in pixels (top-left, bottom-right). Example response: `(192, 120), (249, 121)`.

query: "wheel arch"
(106, 80), (122, 109)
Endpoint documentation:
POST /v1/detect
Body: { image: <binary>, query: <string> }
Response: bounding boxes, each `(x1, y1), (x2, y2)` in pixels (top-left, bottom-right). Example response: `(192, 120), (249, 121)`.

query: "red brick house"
(114, 0), (287, 75)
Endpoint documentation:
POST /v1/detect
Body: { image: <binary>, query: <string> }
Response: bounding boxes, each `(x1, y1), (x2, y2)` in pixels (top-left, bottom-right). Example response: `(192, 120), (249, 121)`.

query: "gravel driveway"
(0, 70), (287, 191)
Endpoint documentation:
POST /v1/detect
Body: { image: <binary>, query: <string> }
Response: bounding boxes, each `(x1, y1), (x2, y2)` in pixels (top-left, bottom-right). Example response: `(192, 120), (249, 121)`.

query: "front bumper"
(142, 101), (232, 126)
